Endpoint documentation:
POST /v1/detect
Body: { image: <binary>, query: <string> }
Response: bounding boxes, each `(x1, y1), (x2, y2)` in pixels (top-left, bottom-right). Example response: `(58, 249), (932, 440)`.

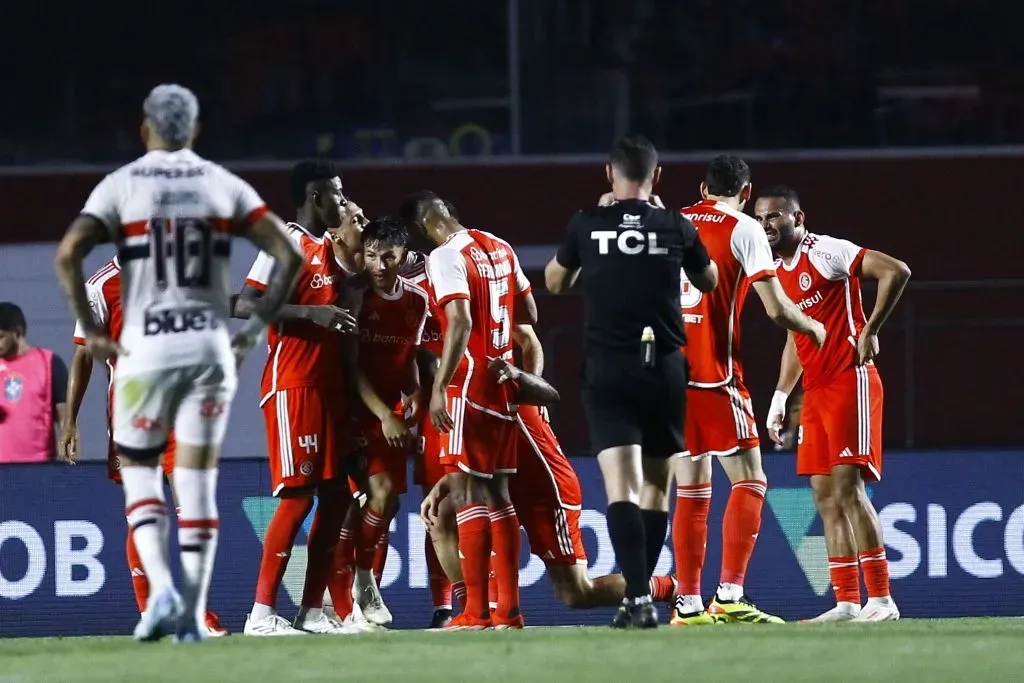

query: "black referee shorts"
(581, 350), (687, 458)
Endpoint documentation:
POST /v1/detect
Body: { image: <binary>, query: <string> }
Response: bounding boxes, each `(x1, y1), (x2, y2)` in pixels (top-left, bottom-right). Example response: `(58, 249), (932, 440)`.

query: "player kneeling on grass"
(336, 216), (430, 626)
(421, 347), (678, 618)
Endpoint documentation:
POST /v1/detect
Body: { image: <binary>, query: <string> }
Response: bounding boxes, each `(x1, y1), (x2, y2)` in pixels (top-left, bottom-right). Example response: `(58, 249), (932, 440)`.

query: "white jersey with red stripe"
(679, 199), (776, 387)
(80, 148), (268, 371)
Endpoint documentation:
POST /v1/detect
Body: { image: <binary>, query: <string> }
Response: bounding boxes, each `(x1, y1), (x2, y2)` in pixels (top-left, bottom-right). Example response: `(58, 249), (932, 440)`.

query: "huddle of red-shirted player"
(62, 153), (909, 633)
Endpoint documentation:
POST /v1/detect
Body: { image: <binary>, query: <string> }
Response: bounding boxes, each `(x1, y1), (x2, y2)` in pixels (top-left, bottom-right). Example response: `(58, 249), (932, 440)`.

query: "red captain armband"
(73, 335), (86, 346)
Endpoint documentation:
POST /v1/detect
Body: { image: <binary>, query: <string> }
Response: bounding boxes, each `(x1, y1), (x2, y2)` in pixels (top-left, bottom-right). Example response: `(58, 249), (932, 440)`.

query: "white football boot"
(803, 602), (861, 623)
(851, 598), (901, 622)
(294, 607), (363, 635)
(353, 569), (393, 626)
(134, 585), (185, 642)
(243, 611), (308, 636)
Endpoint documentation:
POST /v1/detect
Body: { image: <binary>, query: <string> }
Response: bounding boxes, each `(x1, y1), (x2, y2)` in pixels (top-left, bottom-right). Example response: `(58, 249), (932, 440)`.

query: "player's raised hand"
(649, 194), (666, 208)
(381, 413), (410, 448)
(429, 386), (454, 433)
(307, 305), (358, 333)
(85, 332), (125, 365)
(856, 331), (879, 365)
(57, 421), (79, 464)
(807, 320), (827, 349)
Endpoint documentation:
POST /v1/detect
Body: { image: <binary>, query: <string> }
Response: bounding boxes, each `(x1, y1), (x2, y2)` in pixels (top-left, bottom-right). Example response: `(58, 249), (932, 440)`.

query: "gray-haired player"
(55, 84), (302, 644)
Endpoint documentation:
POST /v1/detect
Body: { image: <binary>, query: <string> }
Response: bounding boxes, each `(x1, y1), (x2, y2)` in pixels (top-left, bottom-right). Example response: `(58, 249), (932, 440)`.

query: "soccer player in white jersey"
(54, 84), (302, 643)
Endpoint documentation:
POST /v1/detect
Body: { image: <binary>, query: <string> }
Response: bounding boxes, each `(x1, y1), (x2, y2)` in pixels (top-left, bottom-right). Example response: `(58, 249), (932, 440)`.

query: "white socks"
(677, 594), (704, 614)
(175, 467), (220, 626)
(121, 466), (173, 597)
(716, 582), (744, 602)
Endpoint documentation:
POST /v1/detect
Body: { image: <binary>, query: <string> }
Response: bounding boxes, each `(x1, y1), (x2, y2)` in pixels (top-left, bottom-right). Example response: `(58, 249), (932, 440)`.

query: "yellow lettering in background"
(346, 124), (494, 161)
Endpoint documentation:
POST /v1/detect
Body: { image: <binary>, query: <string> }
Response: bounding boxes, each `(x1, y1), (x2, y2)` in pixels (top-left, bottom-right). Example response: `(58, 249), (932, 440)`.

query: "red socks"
(372, 530), (390, 586)
(455, 505), (491, 620)
(327, 524), (355, 618)
(829, 556), (861, 604)
(452, 581), (467, 610)
(859, 547), (891, 598)
(489, 505), (521, 618)
(672, 483), (711, 595)
(356, 507), (385, 571)
(300, 495), (348, 608)
(126, 528), (149, 613)
(648, 575), (677, 602)
(720, 480), (767, 587)
(425, 534), (453, 609)
(254, 497), (313, 608)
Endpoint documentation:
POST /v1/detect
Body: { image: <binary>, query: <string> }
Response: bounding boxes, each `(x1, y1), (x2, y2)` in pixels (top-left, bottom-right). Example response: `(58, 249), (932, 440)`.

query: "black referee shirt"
(555, 199), (710, 356)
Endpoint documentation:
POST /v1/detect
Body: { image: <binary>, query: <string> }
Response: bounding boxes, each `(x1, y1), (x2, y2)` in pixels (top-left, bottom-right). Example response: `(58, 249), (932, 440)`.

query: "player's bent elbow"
(53, 239), (77, 272)
(894, 260), (912, 282)
(689, 265), (719, 293)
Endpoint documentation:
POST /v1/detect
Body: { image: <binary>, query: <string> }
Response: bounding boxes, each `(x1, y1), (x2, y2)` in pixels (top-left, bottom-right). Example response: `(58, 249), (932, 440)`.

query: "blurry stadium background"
(2, 0), (1022, 637)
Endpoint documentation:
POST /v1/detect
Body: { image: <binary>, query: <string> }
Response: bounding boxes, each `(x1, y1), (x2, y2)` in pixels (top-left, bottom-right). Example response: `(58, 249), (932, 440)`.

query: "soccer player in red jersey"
(235, 160), (364, 636)
(421, 326), (679, 614)
(400, 191), (537, 630)
(755, 186), (910, 622)
(339, 217), (429, 626)
(670, 157), (825, 626)
(60, 258), (228, 637)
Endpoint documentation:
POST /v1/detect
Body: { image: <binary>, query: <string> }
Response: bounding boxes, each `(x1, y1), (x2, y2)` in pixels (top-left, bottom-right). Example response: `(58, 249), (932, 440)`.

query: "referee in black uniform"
(544, 135), (718, 628)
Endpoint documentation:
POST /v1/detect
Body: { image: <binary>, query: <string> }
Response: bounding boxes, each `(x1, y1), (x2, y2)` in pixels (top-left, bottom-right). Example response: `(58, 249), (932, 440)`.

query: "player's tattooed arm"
(54, 216), (111, 340)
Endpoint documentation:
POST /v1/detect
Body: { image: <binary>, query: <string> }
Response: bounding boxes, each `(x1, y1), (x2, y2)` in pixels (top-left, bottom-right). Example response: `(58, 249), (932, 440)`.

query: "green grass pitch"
(2, 619), (1022, 683)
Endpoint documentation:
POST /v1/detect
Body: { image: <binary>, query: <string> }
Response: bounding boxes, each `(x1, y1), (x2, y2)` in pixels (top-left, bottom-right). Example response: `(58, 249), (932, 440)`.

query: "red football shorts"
(261, 386), (348, 496)
(440, 389), (517, 477)
(357, 415), (409, 495)
(106, 388), (174, 483)
(509, 405), (587, 566)
(797, 365), (884, 481)
(682, 377), (760, 460)
(413, 415), (446, 489)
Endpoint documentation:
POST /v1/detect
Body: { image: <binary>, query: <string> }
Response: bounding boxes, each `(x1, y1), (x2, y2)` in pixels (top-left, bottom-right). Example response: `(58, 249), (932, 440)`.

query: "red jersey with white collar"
(775, 232), (869, 390)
